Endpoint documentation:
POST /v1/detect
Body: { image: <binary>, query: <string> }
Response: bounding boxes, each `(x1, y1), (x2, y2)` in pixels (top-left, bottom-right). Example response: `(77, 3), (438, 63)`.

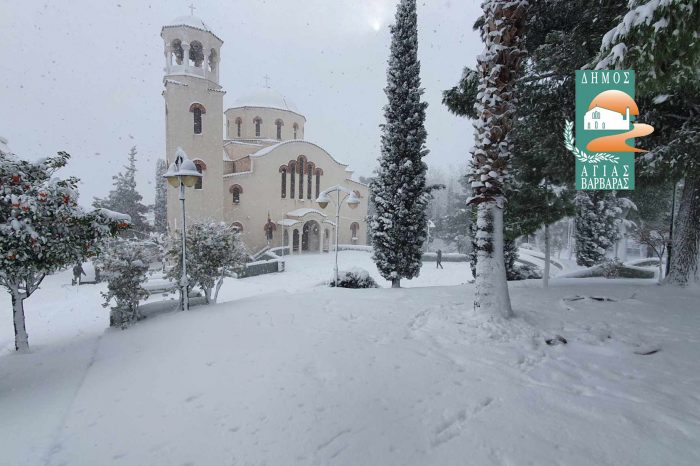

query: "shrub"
(601, 258), (623, 279)
(329, 268), (379, 289)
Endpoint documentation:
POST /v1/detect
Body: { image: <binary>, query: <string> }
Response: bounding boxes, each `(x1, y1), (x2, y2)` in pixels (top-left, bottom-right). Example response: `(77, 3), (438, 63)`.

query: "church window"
(254, 117), (262, 137)
(315, 168), (323, 199)
(171, 39), (184, 65)
(189, 41), (204, 67)
(208, 48), (218, 72)
(289, 161), (296, 199)
(307, 163), (314, 199)
(193, 160), (205, 190)
(190, 103), (206, 135)
(279, 166), (287, 198)
(350, 222), (359, 238)
(230, 185), (242, 204)
(275, 119), (284, 140)
(236, 118), (242, 137)
(297, 156), (306, 199)
(293, 123), (299, 140)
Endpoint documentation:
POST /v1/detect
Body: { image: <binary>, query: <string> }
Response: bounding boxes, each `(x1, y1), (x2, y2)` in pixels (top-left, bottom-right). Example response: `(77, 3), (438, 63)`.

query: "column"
(164, 45), (172, 71)
(182, 43), (191, 68)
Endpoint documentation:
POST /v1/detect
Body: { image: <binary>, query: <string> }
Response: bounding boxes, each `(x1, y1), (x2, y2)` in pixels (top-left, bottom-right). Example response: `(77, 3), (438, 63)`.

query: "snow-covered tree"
(154, 158), (168, 234)
(0, 149), (128, 351)
(467, 0), (528, 317)
(167, 222), (247, 304)
(97, 239), (150, 329)
(575, 191), (623, 267)
(598, 0), (700, 286)
(93, 146), (150, 234)
(370, 0), (430, 288)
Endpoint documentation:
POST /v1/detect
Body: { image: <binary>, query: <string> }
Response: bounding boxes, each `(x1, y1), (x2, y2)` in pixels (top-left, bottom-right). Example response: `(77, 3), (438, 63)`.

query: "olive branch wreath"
(564, 120), (619, 164)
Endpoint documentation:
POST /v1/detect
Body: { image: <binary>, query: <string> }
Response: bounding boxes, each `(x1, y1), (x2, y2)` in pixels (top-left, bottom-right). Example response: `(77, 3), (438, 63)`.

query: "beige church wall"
(220, 141), (368, 254)
(224, 107), (305, 141)
(164, 75), (225, 232)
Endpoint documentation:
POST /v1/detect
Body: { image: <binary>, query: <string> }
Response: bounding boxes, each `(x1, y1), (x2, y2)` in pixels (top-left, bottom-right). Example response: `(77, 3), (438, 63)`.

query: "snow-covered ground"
(2, 252), (699, 465)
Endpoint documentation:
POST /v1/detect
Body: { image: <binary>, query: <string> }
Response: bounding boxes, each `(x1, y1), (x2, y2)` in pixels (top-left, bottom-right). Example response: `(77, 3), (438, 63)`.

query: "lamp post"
(163, 147), (202, 311)
(316, 185), (360, 285)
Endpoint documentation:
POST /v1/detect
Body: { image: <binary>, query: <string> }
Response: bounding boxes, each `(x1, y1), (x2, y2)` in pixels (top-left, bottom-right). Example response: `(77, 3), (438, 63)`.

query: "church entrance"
(301, 220), (320, 252)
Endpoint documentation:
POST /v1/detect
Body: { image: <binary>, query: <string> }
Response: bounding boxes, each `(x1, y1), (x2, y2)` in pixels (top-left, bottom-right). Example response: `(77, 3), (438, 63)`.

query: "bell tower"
(161, 15), (225, 229)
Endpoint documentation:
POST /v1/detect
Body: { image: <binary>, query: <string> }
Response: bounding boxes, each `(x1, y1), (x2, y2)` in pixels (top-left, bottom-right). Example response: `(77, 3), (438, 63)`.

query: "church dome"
(233, 88), (300, 114)
(166, 15), (211, 32)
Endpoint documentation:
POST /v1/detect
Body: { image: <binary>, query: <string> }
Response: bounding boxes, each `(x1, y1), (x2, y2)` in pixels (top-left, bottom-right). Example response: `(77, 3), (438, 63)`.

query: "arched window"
(232, 222), (243, 232)
(297, 156), (306, 199)
(189, 41), (204, 67)
(190, 103), (206, 135)
(229, 184), (243, 204)
(293, 123), (299, 140)
(254, 117), (262, 137)
(350, 222), (359, 238)
(171, 39), (184, 65)
(275, 119), (284, 140)
(315, 168), (323, 199)
(193, 160), (206, 190)
(208, 48), (218, 72)
(279, 166), (287, 198)
(307, 162), (314, 199)
(235, 118), (242, 138)
(289, 161), (296, 199)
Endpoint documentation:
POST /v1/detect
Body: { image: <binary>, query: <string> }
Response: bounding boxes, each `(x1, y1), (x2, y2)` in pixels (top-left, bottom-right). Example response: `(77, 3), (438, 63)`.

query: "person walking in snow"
(72, 263), (85, 286)
(436, 249), (444, 269)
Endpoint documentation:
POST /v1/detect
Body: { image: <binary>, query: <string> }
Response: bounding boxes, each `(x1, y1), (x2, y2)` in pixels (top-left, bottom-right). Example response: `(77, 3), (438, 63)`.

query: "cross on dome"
(264, 74), (271, 89)
(188, 3), (196, 15)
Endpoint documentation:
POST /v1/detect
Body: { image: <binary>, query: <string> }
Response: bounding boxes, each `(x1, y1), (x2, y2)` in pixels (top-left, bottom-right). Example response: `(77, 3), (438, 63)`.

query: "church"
(161, 15), (369, 255)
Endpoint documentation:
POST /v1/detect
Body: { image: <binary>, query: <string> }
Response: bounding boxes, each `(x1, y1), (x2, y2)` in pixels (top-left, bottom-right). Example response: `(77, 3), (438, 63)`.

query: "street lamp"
(316, 185), (360, 285)
(163, 147), (202, 311)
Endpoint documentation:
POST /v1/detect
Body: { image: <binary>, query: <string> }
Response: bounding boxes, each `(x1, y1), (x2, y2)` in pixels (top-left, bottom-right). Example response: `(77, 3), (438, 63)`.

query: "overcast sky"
(0, 0), (482, 204)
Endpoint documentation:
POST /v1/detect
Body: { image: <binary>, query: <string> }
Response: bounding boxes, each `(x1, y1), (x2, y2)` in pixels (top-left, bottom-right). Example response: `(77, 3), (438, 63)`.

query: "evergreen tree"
(467, 0), (528, 317)
(94, 146), (150, 234)
(154, 158), (168, 233)
(98, 239), (150, 329)
(370, 0), (430, 288)
(598, 0), (700, 286)
(575, 191), (622, 267)
(0, 149), (127, 351)
(167, 222), (247, 305)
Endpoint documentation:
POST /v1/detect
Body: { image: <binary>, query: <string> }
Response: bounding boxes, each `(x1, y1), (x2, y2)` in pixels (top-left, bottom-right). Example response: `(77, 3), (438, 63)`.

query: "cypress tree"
(370, 0), (430, 288)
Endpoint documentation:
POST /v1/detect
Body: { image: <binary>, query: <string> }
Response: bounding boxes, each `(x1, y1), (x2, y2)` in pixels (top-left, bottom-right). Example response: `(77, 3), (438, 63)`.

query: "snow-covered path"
(2, 267), (699, 464)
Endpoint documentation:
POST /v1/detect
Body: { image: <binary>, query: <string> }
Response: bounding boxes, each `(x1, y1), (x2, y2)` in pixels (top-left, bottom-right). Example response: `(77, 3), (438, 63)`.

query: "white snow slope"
(1, 254), (699, 465)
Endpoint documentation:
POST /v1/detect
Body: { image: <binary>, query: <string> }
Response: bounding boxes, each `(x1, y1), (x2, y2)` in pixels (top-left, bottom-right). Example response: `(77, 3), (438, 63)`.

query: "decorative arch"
(231, 222), (244, 232)
(208, 48), (218, 72)
(279, 165), (288, 198)
(229, 184), (243, 204)
(275, 119), (284, 140)
(171, 39), (184, 65)
(253, 117), (262, 137)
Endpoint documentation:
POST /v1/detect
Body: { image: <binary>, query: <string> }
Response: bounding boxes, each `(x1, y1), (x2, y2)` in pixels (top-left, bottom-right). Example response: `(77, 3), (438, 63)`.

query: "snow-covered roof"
(231, 88), (301, 114)
(249, 140), (348, 168)
(166, 15), (211, 32)
(277, 219), (301, 227)
(286, 208), (327, 218)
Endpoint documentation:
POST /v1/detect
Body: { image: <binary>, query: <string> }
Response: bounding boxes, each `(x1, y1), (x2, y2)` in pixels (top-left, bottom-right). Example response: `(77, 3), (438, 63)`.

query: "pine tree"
(154, 158), (168, 233)
(575, 191), (623, 267)
(598, 0), (700, 286)
(370, 0), (430, 288)
(94, 146), (150, 234)
(467, 0), (528, 317)
(0, 149), (128, 351)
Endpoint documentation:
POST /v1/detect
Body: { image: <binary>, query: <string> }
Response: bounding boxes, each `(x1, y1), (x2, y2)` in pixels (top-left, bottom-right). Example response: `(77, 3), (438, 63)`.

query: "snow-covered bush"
(510, 263), (542, 281)
(575, 191), (623, 267)
(167, 222), (247, 304)
(601, 258), (624, 279)
(0, 149), (128, 351)
(97, 239), (150, 329)
(329, 268), (379, 289)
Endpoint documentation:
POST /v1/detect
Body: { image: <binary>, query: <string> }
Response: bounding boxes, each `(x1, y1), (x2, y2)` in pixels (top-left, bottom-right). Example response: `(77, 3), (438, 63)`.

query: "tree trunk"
(213, 276), (224, 304)
(666, 175), (700, 286)
(391, 278), (401, 288)
(543, 223), (550, 288)
(12, 289), (29, 352)
(474, 203), (513, 318)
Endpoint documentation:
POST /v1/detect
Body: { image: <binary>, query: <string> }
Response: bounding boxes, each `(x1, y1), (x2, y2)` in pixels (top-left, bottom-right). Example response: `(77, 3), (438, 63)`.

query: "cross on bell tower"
(264, 74), (271, 89)
(188, 3), (196, 15)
